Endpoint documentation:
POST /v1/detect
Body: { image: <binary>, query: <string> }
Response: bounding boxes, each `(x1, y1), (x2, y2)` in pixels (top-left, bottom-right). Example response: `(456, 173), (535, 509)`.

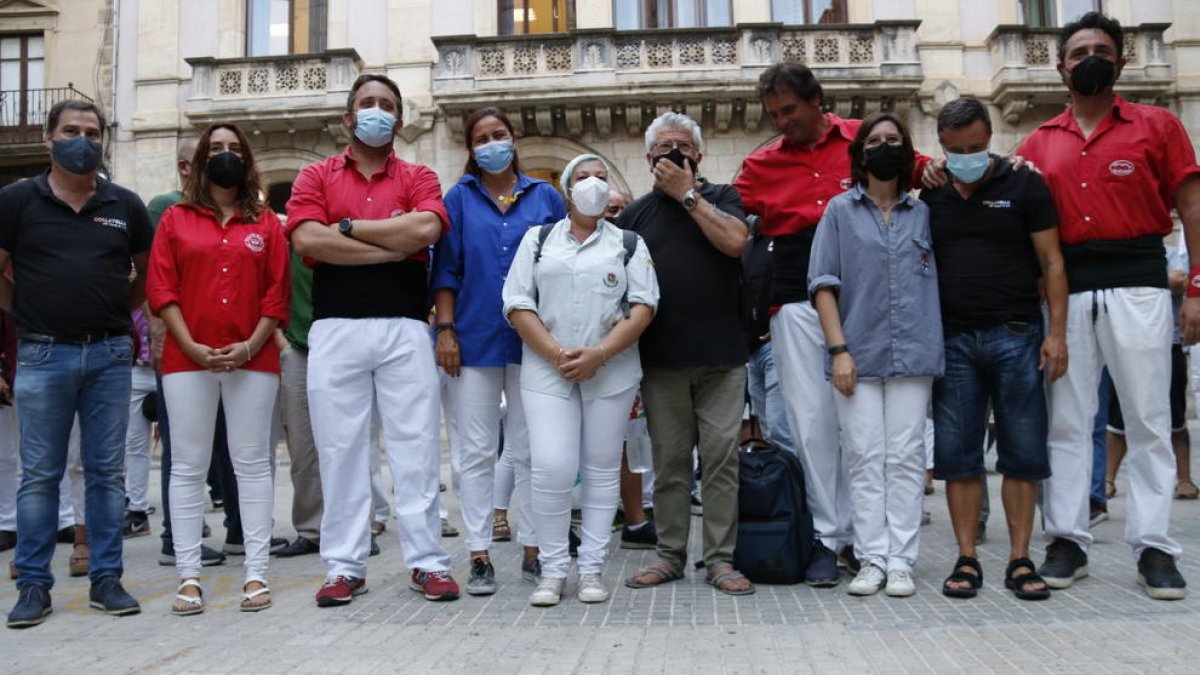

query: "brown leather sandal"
(492, 512), (512, 542)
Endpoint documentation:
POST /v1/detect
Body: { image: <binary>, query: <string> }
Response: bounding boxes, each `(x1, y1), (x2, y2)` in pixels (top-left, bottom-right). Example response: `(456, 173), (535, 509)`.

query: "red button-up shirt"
(284, 146), (450, 263)
(147, 203), (290, 375)
(1017, 94), (1200, 245)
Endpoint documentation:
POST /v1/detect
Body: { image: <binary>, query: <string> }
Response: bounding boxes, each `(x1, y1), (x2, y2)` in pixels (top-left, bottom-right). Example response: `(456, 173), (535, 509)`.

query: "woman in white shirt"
(502, 154), (659, 606)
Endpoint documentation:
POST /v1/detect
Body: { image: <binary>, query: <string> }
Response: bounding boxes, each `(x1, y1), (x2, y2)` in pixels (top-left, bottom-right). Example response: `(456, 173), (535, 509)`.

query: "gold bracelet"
(243, 341), (253, 360)
(599, 344), (608, 366)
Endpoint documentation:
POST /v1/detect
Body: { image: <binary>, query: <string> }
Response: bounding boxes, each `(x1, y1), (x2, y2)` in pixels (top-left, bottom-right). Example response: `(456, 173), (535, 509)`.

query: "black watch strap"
(828, 344), (849, 356)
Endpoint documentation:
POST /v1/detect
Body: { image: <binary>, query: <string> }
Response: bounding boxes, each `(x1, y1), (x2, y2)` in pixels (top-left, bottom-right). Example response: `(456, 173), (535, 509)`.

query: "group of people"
(1, 10), (1197, 629)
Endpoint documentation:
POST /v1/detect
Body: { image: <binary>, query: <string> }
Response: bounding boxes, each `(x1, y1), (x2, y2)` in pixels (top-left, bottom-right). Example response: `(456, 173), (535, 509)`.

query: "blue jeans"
(746, 341), (796, 456)
(933, 322), (1050, 482)
(1090, 369), (1111, 505)
(13, 336), (132, 588)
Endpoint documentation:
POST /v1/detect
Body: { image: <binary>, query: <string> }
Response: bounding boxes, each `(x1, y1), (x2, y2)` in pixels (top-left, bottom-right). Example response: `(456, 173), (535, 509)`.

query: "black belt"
(19, 330), (129, 345)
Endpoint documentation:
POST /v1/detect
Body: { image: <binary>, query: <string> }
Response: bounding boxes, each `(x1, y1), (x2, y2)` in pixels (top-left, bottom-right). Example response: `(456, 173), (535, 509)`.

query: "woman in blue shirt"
(809, 113), (944, 599)
(431, 107), (566, 596)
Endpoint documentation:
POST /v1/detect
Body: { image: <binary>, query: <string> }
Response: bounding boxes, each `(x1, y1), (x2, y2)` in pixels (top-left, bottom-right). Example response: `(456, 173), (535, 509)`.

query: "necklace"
(490, 176), (519, 205)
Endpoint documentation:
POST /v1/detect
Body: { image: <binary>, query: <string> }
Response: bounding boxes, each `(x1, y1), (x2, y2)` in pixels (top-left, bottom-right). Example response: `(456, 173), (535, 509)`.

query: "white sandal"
(172, 578), (204, 616)
(240, 581), (272, 612)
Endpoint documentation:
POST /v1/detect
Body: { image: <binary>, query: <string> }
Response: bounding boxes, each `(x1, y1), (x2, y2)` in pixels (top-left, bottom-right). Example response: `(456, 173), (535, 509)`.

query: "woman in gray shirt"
(809, 113), (944, 598)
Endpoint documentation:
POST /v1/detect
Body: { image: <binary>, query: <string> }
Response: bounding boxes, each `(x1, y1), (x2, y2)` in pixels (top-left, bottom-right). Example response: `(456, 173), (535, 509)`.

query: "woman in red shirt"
(147, 123), (290, 615)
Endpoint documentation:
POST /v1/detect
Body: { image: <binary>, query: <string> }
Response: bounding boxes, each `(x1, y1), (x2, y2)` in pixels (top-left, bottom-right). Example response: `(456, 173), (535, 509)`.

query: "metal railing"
(0, 84), (94, 144)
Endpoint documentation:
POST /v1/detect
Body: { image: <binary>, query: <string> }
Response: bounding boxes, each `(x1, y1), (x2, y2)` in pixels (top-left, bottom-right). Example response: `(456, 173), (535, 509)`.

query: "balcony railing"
(432, 22), (922, 137)
(0, 85), (94, 145)
(987, 23), (1172, 123)
(185, 50), (363, 132)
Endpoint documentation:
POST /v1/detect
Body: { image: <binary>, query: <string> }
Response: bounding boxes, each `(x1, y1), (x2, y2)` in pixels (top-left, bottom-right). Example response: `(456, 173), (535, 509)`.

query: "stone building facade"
(1, 1), (1197, 207)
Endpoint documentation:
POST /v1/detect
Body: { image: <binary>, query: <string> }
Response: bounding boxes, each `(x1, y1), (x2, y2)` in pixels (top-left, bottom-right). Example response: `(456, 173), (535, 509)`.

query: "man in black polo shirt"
(921, 98), (1068, 601)
(619, 112), (754, 595)
(0, 100), (151, 627)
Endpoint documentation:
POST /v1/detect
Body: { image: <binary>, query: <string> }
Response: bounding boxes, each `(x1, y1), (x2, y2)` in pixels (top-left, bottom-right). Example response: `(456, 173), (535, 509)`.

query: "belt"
(19, 330), (129, 345)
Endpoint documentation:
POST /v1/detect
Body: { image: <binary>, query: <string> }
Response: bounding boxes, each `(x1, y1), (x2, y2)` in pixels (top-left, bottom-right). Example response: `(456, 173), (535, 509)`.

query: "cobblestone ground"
(2, 427), (1199, 674)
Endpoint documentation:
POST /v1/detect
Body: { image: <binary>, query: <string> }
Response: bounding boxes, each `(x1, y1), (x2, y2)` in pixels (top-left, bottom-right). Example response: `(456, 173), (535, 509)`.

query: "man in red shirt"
(286, 74), (459, 604)
(735, 63), (928, 587)
(1017, 12), (1200, 600)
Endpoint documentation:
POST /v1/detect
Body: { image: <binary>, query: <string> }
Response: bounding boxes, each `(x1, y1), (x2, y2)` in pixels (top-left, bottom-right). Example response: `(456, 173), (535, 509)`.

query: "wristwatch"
(338, 217), (354, 238)
(828, 344), (849, 356)
(682, 189), (698, 211)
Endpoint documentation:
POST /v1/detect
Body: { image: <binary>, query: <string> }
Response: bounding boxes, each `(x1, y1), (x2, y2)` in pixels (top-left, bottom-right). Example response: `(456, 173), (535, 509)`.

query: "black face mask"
(1069, 55), (1116, 97)
(653, 147), (698, 174)
(206, 151), (246, 189)
(864, 143), (907, 182)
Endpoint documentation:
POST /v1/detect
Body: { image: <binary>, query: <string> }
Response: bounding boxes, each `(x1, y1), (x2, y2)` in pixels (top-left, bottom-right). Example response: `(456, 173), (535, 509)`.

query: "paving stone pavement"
(2, 429), (1200, 674)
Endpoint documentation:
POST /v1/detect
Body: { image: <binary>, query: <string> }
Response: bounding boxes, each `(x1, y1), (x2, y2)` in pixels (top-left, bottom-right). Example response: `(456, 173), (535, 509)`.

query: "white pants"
(447, 365), (533, 551)
(837, 377), (931, 573)
(1046, 288), (1179, 558)
(163, 369), (277, 581)
(308, 318), (449, 578)
(367, 408), (393, 525)
(124, 365), (156, 513)
(524, 384), (637, 579)
(771, 301), (852, 549)
(0, 405), (17, 531)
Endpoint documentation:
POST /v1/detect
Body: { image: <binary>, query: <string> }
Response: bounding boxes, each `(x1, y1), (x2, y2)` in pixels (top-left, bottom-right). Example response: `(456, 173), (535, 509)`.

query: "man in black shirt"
(619, 112), (754, 595)
(921, 98), (1068, 601)
(0, 100), (152, 627)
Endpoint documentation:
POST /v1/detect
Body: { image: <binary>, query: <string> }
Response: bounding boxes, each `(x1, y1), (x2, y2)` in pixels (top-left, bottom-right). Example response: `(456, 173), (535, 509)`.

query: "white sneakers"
(529, 577), (566, 607)
(577, 574), (609, 603)
(848, 564), (887, 596)
(884, 570), (915, 597)
(529, 574), (611, 606)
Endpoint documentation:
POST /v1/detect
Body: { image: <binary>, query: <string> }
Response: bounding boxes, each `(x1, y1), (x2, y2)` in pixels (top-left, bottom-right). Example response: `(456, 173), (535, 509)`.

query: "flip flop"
(1005, 557), (1050, 601)
(624, 561), (683, 589)
(942, 555), (983, 599)
(706, 566), (756, 596)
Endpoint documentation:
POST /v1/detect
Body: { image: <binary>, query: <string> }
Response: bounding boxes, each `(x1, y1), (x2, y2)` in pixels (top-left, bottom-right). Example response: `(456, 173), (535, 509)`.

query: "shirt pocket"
(912, 238), (934, 275)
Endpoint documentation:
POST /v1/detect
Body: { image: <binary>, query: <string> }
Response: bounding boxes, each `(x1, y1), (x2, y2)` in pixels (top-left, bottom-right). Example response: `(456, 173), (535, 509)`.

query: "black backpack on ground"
(733, 439), (815, 584)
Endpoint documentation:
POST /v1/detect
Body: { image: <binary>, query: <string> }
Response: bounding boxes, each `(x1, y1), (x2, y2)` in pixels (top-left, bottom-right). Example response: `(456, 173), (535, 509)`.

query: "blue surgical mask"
(473, 139), (514, 174)
(945, 150), (990, 184)
(354, 106), (396, 148)
(51, 136), (104, 175)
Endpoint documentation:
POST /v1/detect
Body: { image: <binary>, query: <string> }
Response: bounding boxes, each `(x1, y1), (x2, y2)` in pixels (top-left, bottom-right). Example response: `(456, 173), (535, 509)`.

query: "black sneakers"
(1137, 548), (1187, 600)
(6, 585), (52, 629)
(121, 511), (151, 538)
(1038, 538), (1089, 589)
(158, 541), (227, 567)
(619, 520), (658, 550)
(465, 556), (497, 596)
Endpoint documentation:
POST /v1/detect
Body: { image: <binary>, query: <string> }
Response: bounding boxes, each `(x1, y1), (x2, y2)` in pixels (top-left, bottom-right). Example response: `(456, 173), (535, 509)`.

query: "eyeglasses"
(651, 140), (695, 154)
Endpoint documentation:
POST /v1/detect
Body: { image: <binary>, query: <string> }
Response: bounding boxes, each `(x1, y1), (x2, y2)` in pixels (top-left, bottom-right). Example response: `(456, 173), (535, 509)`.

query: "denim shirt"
(808, 185), (944, 379)
(431, 172), (567, 367)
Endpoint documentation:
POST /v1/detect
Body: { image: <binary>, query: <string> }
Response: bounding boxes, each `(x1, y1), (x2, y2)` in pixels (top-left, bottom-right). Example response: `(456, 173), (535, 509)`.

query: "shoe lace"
(322, 576), (347, 589)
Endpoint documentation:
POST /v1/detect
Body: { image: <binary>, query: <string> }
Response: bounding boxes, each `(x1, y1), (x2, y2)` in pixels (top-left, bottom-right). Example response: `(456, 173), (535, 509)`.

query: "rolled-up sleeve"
(283, 163), (328, 239)
(258, 211), (292, 325)
(807, 206), (842, 295)
(411, 165), (451, 234)
(430, 185), (463, 292)
(501, 225), (541, 320)
(625, 236), (659, 314)
(146, 206), (182, 314)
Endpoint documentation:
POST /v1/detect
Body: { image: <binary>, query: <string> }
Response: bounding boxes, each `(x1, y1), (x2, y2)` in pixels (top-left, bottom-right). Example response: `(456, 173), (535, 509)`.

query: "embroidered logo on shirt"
(244, 232), (266, 252)
(603, 272), (618, 288)
(839, 178), (853, 191)
(981, 200), (1013, 209)
(1109, 160), (1135, 177)
(93, 216), (127, 231)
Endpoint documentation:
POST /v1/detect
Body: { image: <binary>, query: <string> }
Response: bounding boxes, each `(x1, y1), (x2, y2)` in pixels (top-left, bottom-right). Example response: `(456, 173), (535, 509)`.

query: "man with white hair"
(619, 112), (754, 595)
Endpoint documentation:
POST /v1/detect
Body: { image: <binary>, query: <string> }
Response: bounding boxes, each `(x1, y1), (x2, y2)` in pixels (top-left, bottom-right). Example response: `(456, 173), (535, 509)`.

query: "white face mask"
(571, 176), (610, 217)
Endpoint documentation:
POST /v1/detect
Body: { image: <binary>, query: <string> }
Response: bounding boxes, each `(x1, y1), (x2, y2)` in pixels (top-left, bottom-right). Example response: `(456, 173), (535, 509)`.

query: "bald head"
(606, 190), (629, 221)
(176, 137), (198, 183)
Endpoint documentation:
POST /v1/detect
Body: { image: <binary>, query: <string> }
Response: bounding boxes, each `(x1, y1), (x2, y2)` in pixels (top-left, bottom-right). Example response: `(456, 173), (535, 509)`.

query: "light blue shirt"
(431, 172), (566, 366)
(502, 218), (659, 400)
(808, 185), (944, 379)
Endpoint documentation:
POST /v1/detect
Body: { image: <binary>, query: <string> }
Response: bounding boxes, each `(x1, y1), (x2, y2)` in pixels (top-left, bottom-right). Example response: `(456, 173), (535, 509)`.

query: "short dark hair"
(462, 106), (520, 176)
(757, 61), (823, 105)
(1058, 11), (1123, 63)
(346, 74), (402, 115)
(936, 97), (992, 135)
(46, 99), (107, 138)
(849, 112), (915, 193)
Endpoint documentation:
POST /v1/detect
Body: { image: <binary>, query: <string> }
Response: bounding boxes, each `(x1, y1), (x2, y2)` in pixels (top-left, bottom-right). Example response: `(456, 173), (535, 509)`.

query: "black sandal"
(1005, 557), (1051, 601)
(942, 555), (983, 598)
